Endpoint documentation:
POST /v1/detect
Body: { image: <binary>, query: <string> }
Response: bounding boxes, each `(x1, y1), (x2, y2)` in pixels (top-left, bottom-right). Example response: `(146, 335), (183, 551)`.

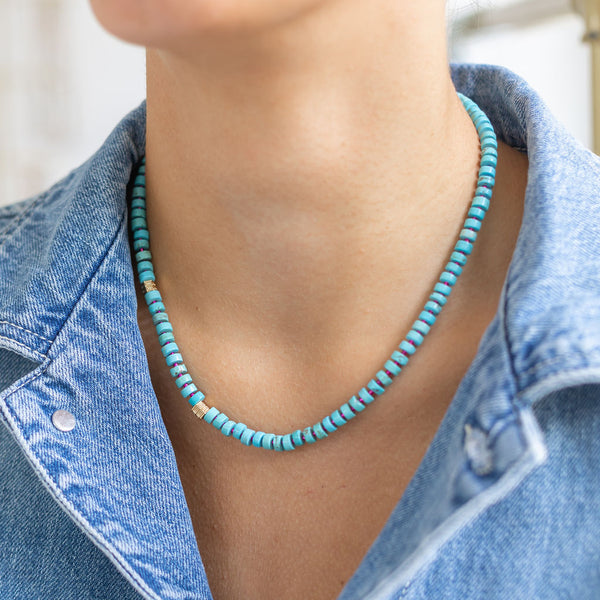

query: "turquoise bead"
(152, 312), (169, 325)
(391, 350), (410, 365)
(480, 154), (497, 168)
(180, 383), (198, 399)
(135, 250), (152, 262)
(149, 301), (165, 316)
(406, 329), (424, 346)
(232, 423), (247, 440)
(434, 282), (452, 296)
(359, 387), (375, 404)
(440, 271), (457, 286)
(429, 291), (448, 306)
(131, 217), (147, 230)
(131, 208), (146, 219)
(158, 332), (175, 345)
(204, 407), (219, 424)
(478, 176), (495, 190)
(412, 319), (430, 336)
(455, 240), (473, 255)
(165, 352), (183, 366)
(170, 364), (187, 377)
(252, 431), (266, 448)
(212, 413), (228, 429)
(481, 137), (498, 150)
(459, 228), (478, 243)
(137, 260), (154, 274)
(377, 370), (393, 386)
(221, 420), (236, 436)
(322, 416), (337, 433)
(134, 174), (145, 185)
(144, 290), (161, 304)
(445, 262), (462, 277)
(418, 310), (436, 326)
(292, 429), (305, 446)
(331, 410), (346, 427)
(349, 395), (366, 412)
(474, 185), (493, 200)
(133, 229), (149, 240)
(340, 403), (356, 420)
(367, 379), (385, 395)
(161, 341), (179, 357)
(424, 300), (442, 315)
(156, 322), (173, 335)
(464, 218), (481, 232)
(384, 359), (402, 376)
(175, 373), (192, 388)
(262, 433), (276, 449)
(313, 422), (328, 439)
(303, 427), (317, 443)
(188, 391), (205, 406)
(131, 186), (145, 197)
(450, 251), (468, 266)
(241, 428), (255, 446)
(468, 207), (486, 220)
(273, 436), (284, 451)
(400, 339), (417, 354)
(131, 198), (145, 210)
(138, 271), (155, 283)
(133, 240), (148, 252)
(282, 434), (295, 451)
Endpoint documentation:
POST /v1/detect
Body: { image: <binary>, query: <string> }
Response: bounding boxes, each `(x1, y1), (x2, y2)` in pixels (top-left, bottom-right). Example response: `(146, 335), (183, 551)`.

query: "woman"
(0, 1), (599, 599)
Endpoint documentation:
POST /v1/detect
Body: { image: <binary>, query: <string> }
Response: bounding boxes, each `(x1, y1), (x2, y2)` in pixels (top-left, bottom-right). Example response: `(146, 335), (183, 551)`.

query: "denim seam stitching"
(0, 320), (54, 343)
(0, 363), (160, 600)
(0, 335), (47, 360)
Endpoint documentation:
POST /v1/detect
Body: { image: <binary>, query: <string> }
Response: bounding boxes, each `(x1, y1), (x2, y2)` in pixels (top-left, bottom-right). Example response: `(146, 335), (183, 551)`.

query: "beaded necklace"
(130, 92), (497, 451)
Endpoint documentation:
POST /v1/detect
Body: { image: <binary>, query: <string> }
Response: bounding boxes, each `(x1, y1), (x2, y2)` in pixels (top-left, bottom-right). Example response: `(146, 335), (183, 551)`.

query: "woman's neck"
(143, 1), (481, 358)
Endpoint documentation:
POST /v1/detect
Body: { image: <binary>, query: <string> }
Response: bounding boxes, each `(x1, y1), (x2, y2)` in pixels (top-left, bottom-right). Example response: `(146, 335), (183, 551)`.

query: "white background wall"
(0, 0), (593, 207)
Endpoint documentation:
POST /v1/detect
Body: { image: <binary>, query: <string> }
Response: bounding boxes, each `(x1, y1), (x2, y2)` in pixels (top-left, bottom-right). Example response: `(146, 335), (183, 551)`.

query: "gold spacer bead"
(142, 280), (158, 293)
(192, 402), (210, 419)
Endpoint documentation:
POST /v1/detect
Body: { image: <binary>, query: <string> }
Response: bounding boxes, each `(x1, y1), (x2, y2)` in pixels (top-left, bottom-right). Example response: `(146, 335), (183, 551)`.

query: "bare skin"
(92, 0), (528, 597)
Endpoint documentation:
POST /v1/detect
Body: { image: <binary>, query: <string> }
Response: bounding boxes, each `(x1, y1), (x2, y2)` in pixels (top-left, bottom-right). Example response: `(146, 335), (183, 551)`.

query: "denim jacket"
(1, 63), (600, 600)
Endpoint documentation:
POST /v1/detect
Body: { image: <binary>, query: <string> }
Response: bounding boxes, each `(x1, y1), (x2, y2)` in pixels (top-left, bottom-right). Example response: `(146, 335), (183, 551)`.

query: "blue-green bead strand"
(130, 91), (497, 451)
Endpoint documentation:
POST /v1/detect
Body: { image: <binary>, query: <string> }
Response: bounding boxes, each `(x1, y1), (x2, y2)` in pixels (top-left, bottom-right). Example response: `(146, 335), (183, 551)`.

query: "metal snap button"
(464, 423), (494, 476)
(52, 409), (76, 432)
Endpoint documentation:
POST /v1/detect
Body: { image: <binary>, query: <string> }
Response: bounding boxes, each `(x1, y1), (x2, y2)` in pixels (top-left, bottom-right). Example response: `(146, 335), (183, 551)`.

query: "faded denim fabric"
(0, 63), (599, 599)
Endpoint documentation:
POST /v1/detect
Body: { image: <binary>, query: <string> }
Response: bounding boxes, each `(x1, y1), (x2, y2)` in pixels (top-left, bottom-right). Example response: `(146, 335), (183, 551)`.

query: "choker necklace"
(130, 92), (497, 451)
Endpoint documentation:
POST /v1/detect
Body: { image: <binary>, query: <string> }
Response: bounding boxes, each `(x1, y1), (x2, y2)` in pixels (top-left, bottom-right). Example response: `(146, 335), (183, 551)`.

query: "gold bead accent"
(192, 402), (210, 419)
(142, 280), (158, 293)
